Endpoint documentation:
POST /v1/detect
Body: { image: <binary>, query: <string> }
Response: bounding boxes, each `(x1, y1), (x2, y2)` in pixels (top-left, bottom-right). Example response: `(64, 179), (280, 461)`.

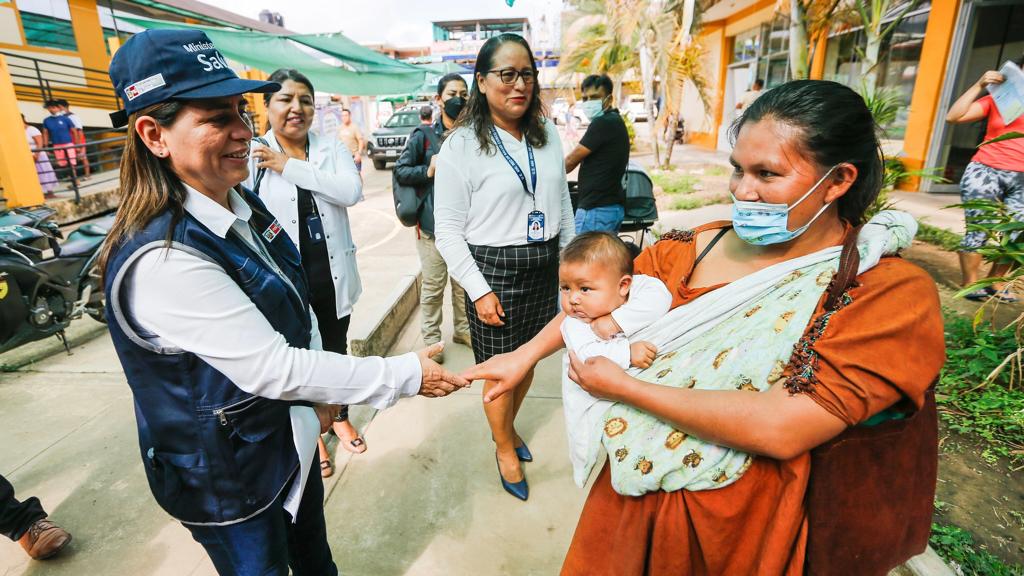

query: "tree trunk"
(663, 112), (678, 169)
(640, 39), (660, 167)
(614, 77), (624, 109)
(788, 0), (810, 80)
(861, 30), (883, 93)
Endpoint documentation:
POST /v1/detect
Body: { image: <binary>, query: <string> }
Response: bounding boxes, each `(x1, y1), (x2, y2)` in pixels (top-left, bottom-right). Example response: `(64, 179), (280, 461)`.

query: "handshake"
(313, 342), (471, 434)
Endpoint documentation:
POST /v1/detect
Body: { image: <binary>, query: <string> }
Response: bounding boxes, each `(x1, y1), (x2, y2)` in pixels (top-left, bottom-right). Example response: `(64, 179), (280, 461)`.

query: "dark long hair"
(454, 33), (547, 154)
(730, 80), (883, 226)
(98, 101), (186, 275)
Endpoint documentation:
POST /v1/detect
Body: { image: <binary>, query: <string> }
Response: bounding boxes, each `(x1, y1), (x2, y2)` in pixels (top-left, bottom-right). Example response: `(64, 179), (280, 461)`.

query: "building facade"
(683, 0), (1023, 192)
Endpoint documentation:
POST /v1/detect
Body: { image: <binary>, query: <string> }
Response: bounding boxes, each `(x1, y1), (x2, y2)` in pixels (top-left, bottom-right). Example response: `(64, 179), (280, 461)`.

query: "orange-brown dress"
(561, 221), (946, 576)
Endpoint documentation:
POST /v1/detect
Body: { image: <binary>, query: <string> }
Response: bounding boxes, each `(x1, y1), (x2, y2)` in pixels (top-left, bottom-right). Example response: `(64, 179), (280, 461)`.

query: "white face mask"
(579, 99), (605, 120)
(731, 165), (838, 246)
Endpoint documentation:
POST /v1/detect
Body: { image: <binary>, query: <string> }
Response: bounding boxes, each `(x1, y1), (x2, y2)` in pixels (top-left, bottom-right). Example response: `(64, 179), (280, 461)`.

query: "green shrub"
(940, 313), (1024, 464)
(917, 223), (964, 252)
(930, 522), (1024, 576)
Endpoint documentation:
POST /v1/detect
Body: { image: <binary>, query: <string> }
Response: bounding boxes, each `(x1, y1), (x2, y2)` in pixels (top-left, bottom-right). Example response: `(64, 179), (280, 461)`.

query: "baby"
(558, 232), (672, 486)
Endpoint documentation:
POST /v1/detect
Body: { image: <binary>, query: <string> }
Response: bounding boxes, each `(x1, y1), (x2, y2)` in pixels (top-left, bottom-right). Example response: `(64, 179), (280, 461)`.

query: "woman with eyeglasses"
(434, 33), (575, 501)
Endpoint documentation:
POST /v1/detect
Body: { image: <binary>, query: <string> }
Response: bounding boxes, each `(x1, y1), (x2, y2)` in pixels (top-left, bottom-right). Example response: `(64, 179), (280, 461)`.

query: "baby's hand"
(590, 314), (622, 340)
(630, 341), (658, 369)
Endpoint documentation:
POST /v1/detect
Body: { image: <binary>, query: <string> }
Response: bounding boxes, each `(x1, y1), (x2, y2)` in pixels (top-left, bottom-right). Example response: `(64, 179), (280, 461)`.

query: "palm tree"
(784, 0), (844, 80)
(561, 0), (710, 167)
(560, 0), (644, 106)
(854, 0), (921, 92)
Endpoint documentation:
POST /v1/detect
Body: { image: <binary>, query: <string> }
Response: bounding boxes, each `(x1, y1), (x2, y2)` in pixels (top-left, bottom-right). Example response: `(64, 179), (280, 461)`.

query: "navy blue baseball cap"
(108, 29), (280, 127)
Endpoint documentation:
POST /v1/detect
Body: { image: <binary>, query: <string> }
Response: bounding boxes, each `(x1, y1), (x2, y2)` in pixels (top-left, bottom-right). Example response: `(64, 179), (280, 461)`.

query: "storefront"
(688, 0), (1023, 192)
(924, 0), (1023, 192)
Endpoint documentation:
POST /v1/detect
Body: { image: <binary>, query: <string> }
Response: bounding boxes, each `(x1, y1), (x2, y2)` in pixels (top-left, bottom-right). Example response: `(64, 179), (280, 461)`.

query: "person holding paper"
(946, 56), (1024, 301)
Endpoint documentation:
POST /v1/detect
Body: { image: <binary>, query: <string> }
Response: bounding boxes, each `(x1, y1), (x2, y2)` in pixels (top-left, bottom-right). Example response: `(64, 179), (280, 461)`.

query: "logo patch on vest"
(263, 220), (282, 242)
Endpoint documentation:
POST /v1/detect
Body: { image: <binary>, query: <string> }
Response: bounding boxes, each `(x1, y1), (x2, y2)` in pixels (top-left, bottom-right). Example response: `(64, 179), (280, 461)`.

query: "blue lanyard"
(490, 125), (536, 199)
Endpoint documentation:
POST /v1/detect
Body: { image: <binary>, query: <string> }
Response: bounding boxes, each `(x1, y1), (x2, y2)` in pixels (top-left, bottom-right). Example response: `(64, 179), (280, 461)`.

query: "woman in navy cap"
(101, 29), (467, 576)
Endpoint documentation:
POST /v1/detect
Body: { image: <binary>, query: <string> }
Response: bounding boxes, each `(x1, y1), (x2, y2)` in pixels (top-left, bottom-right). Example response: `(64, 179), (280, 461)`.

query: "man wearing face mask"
(564, 74), (630, 233)
(395, 73), (472, 362)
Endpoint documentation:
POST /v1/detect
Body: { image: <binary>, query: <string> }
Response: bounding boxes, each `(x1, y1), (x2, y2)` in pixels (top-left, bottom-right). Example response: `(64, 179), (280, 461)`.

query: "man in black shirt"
(565, 74), (630, 233)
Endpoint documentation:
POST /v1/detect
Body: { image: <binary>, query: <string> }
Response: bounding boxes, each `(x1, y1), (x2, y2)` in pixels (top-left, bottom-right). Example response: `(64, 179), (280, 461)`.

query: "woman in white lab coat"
(246, 68), (367, 476)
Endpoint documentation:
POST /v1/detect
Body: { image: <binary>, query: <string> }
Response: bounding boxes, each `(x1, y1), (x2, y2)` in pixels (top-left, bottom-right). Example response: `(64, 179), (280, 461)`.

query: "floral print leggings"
(960, 161), (1024, 251)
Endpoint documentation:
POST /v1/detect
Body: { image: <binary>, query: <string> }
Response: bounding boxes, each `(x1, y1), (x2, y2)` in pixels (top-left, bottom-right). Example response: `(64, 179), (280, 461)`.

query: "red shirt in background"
(972, 95), (1024, 172)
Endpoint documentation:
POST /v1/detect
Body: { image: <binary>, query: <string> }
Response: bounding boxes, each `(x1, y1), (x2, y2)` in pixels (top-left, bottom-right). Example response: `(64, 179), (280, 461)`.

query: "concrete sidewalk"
(0, 292), (582, 575)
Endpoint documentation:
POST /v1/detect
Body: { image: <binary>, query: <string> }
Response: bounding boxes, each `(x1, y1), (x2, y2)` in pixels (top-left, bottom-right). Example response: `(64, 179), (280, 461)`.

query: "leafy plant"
(940, 313), (1024, 464)
(916, 223), (964, 252)
(982, 131), (1024, 146)
(930, 522), (1024, 576)
(880, 157), (948, 191)
(860, 84), (902, 129)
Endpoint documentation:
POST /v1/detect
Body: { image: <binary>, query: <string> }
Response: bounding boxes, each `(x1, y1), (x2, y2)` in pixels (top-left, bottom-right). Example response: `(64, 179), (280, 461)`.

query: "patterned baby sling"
(594, 211), (920, 496)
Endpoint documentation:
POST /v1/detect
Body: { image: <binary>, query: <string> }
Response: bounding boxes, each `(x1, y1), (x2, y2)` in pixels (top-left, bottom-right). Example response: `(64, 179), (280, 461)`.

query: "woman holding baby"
(467, 80), (945, 574)
(433, 33), (575, 500)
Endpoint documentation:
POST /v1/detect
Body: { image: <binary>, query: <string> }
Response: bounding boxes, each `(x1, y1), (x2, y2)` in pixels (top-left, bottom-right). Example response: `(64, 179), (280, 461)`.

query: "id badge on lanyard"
(306, 213), (326, 244)
(491, 126), (546, 243)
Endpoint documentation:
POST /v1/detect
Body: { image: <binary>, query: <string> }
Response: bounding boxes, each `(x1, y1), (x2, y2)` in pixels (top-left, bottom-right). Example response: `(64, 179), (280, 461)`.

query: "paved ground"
(0, 130), (961, 575)
(0, 162), (587, 575)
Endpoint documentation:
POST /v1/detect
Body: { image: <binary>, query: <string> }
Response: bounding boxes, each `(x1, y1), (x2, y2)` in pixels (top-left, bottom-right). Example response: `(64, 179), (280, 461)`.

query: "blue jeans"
(574, 204), (625, 234)
(185, 460), (337, 576)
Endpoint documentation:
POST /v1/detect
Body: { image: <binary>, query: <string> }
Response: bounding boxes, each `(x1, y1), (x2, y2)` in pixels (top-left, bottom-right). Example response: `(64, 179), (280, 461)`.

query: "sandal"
(320, 459), (333, 478)
(964, 289), (991, 302)
(991, 289), (1020, 303)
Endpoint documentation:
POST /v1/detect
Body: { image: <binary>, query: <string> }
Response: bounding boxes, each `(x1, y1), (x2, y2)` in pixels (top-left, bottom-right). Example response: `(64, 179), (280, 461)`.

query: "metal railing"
(1, 50), (121, 111)
(28, 128), (126, 204)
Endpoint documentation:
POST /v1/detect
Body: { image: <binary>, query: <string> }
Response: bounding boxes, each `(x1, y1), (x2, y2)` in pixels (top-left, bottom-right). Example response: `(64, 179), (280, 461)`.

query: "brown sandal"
(320, 459), (333, 478)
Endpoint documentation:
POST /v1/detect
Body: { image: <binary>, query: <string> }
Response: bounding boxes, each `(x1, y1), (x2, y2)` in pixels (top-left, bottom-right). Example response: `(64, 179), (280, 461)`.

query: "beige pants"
(416, 232), (469, 344)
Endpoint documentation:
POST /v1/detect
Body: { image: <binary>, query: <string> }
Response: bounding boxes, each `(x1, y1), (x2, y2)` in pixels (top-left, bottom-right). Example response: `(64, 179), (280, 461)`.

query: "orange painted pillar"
(0, 56), (45, 207)
(68, 0), (110, 84)
(690, 23), (727, 149)
(898, 0), (961, 191)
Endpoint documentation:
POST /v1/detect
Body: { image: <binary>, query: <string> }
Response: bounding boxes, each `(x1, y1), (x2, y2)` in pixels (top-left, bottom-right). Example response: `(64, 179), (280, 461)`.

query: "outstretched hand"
(461, 350), (531, 403)
(416, 343), (471, 397)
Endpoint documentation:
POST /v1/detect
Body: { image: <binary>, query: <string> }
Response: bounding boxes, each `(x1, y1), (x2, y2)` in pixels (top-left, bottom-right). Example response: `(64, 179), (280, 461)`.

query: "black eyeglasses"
(487, 67), (537, 85)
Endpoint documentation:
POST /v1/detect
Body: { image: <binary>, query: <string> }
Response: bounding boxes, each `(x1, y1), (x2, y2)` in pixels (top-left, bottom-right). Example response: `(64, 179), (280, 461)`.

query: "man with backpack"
(394, 73), (471, 363)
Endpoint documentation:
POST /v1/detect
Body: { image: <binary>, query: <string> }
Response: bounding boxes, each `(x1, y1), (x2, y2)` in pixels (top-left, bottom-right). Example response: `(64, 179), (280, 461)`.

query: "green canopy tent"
(116, 16), (428, 96)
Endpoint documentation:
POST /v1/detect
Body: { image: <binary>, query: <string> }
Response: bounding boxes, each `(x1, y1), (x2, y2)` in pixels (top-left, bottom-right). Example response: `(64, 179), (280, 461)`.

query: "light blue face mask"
(579, 99), (605, 120)
(731, 165), (838, 246)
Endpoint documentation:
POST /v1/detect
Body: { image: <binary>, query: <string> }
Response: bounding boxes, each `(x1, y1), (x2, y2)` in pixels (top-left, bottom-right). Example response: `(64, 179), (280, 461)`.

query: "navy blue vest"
(105, 189), (312, 525)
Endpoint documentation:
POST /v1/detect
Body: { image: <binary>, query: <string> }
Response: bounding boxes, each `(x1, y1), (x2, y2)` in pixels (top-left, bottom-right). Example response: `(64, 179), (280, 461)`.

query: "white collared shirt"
(433, 121), (576, 301)
(122, 185), (422, 519)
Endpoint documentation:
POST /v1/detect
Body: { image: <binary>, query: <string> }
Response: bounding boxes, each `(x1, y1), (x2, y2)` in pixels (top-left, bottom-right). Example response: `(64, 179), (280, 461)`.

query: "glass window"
(733, 27), (760, 63)
(18, 0), (76, 52)
(823, 8), (930, 143)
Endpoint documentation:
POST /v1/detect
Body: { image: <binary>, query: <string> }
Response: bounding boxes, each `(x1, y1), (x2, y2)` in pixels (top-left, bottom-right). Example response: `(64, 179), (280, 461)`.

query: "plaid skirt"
(465, 237), (561, 363)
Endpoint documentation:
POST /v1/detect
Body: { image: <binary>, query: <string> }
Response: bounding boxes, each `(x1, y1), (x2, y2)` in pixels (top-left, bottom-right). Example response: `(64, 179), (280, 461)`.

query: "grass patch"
(705, 165), (729, 177)
(651, 170), (699, 195)
(918, 222), (963, 252)
(940, 313), (1024, 465)
(670, 194), (730, 210)
(930, 521), (1023, 576)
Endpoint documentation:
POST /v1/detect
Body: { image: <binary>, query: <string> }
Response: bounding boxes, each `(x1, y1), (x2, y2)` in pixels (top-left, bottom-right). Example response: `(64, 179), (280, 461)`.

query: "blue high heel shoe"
(515, 441), (533, 462)
(496, 454), (529, 501)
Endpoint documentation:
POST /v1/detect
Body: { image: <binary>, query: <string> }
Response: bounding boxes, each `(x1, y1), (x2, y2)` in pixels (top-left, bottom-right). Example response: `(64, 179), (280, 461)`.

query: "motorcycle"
(0, 205), (113, 355)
